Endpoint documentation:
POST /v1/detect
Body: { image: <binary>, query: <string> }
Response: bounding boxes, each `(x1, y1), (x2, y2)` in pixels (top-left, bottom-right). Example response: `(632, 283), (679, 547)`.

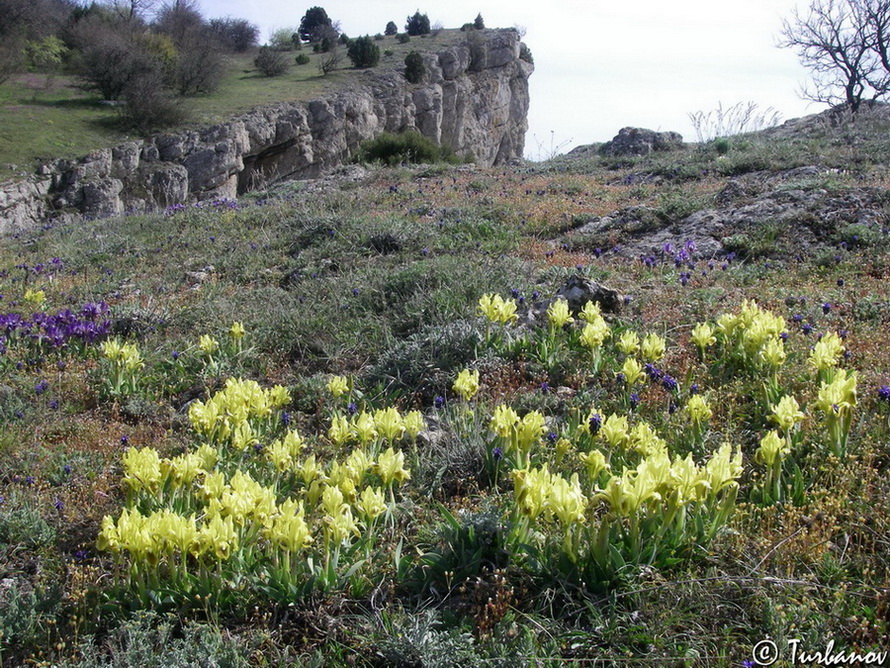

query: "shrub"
(317, 43), (343, 74)
(405, 11), (431, 36)
(67, 611), (250, 667)
(519, 43), (533, 64)
(474, 13), (485, 30)
(348, 35), (380, 68)
(174, 34), (224, 95)
(0, 35), (24, 85)
(119, 69), (188, 133)
(397, 32), (410, 44)
(385, 21), (398, 36)
(357, 131), (457, 167)
(374, 33), (384, 41)
(295, 53), (310, 65)
(254, 46), (290, 76)
(78, 29), (160, 100)
(404, 50), (424, 83)
(207, 17), (259, 52)
(268, 27), (300, 51)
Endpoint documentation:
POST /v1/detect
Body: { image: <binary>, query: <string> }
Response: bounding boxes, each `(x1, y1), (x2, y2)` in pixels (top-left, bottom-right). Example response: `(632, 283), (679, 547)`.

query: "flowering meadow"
(1, 133), (890, 665)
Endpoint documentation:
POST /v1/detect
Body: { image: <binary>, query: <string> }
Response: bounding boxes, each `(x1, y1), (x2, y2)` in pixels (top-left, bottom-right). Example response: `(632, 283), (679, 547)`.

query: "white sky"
(198, 0), (820, 160)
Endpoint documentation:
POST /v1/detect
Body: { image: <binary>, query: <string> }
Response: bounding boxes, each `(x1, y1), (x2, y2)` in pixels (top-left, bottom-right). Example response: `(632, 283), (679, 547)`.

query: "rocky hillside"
(553, 108), (890, 265)
(0, 28), (532, 230)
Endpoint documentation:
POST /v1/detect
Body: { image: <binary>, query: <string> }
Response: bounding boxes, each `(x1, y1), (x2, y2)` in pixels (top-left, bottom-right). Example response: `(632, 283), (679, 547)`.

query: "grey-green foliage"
(63, 611), (250, 668)
(375, 610), (479, 667)
(364, 319), (484, 400)
(0, 578), (39, 655)
(0, 490), (57, 550)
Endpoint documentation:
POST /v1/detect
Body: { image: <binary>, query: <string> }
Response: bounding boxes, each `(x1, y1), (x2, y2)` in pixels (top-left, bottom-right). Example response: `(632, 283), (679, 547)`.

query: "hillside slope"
(0, 107), (888, 666)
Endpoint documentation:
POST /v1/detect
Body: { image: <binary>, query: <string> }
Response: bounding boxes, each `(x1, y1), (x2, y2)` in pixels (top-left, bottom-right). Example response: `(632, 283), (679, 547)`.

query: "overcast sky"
(199, 0), (820, 160)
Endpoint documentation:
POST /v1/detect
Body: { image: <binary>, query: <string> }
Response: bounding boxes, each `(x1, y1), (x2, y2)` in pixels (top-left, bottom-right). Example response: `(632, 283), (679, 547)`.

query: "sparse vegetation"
(4, 13), (890, 668)
(3, 108), (890, 665)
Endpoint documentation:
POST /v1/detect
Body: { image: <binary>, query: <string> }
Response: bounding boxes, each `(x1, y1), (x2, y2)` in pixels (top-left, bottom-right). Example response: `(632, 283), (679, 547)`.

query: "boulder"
(600, 127), (684, 156)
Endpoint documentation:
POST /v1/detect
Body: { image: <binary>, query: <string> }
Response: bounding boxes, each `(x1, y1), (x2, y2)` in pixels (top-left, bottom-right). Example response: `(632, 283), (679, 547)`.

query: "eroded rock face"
(0, 29), (533, 231)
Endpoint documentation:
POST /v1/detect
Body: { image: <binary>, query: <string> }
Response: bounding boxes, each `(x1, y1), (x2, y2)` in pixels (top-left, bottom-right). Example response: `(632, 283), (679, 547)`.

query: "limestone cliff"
(0, 29), (532, 231)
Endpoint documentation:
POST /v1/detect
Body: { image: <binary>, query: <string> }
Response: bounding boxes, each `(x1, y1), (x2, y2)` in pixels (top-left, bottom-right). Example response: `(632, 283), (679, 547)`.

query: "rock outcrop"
(598, 127), (684, 157)
(1, 29), (533, 232)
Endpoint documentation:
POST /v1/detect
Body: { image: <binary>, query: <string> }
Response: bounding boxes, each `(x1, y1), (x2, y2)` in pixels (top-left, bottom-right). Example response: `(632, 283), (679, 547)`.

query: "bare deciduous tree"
(780, 0), (890, 112)
(317, 42), (343, 75)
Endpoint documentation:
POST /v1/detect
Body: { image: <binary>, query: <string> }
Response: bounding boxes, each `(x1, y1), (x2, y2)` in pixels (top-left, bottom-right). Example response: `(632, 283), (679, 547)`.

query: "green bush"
(404, 51), (425, 83)
(397, 33), (410, 44)
(357, 131), (458, 166)
(295, 53), (310, 65)
(254, 46), (290, 76)
(405, 11), (431, 36)
(347, 35), (380, 68)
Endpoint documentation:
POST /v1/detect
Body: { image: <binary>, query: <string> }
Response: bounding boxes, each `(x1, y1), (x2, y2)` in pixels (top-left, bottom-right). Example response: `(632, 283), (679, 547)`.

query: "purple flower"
(352, 288), (359, 296)
(63, 464), (72, 475)
(434, 395), (445, 409)
(492, 446), (504, 461)
(629, 392), (640, 410)
(668, 401), (679, 415)
(282, 411), (292, 426)
(662, 375), (679, 393)
(540, 382), (550, 394)
(347, 402), (358, 415)
(54, 499), (63, 511)
(616, 372), (626, 385)
(74, 549), (88, 562)
(822, 302), (832, 314)
(792, 314), (803, 323)
(25, 475), (35, 486)
(120, 435), (129, 446)
(34, 380), (48, 395)
(837, 278), (845, 287)
(878, 386), (890, 403)
(547, 431), (559, 444)
(802, 323), (813, 335)
(588, 413), (602, 435)
(644, 364), (663, 381)
(689, 383), (700, 395)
